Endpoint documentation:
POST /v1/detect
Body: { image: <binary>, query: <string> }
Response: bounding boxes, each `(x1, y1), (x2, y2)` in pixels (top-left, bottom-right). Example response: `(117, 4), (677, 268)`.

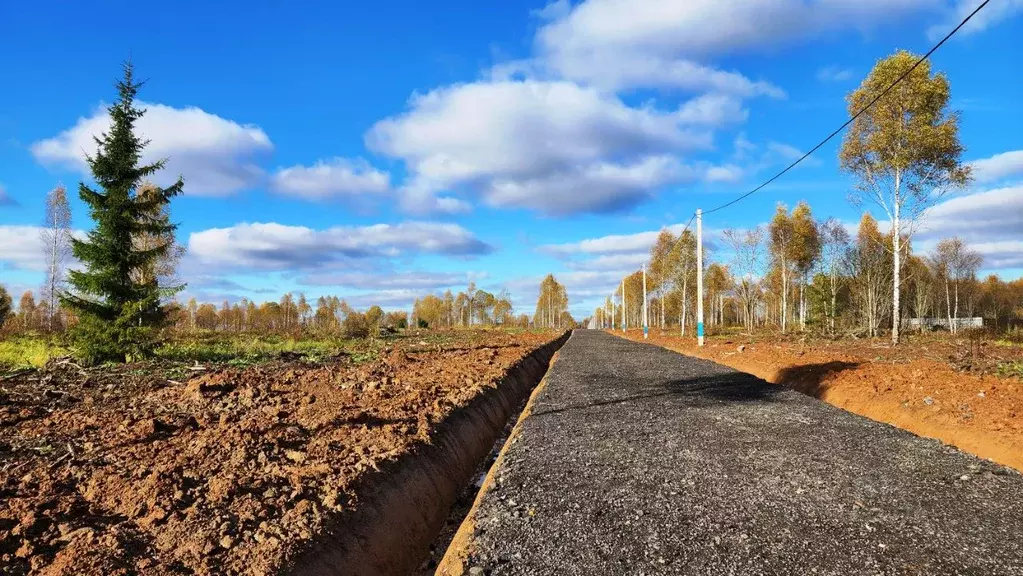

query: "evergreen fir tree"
(62, 62), (184, 363)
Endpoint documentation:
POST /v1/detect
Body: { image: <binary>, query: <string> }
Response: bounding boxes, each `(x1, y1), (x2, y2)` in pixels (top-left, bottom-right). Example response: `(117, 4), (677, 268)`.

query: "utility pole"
(696, 209), (705, 347)
(642, 264), (648, 339)
(621, 280), (626, 332)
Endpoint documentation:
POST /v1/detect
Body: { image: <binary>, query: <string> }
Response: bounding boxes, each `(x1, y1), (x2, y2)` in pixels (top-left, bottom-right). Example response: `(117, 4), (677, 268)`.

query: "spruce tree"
(62, 62), (184, 363)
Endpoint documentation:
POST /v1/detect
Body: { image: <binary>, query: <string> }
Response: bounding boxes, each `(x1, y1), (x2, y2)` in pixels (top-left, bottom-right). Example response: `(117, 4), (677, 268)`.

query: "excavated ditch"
(286, 332), (570, 576)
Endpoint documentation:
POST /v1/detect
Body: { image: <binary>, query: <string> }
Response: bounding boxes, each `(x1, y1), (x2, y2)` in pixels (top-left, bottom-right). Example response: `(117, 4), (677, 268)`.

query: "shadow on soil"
(531, 371), (788, 418)
(772, 361), (861, 397)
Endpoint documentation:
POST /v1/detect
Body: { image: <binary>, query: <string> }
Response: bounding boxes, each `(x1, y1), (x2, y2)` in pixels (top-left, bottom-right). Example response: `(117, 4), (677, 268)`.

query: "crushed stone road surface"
(459, 330), (1023, 575)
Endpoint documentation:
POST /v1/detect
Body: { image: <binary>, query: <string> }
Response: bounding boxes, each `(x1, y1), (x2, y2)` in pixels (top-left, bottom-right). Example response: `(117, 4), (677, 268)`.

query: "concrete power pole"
(621, 280), (626, 332)
(696, 209), (705, 347)
(642, 264), (648, 339)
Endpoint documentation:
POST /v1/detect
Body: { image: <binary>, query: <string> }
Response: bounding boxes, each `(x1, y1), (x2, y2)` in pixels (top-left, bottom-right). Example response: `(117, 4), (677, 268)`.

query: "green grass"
(1, 327), (548, 372)
(997, 360), (1023, 380)
(0, 331), (383, 371)
(993, 339), (1023, 348)
(0, 336), (71, 370)
(153, 333), (361, 366)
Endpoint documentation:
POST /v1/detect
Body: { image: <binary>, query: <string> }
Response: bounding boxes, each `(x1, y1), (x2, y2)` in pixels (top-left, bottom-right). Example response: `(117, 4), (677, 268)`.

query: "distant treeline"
(595, 207), (1023, 337)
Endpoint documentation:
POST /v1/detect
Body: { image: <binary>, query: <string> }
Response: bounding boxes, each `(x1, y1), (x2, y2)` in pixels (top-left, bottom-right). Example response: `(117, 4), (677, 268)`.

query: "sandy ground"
(0, 330), (558, 575)
(621, 328), (1023, 472)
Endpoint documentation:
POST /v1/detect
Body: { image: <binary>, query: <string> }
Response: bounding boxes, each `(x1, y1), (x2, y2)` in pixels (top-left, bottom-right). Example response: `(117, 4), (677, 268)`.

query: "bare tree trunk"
(799, 279), (806, 330)
(829, 267), (837, 334)
(682, 298), (688, 337)
(889, 169), (902, 344)
(780, 261), (788, 333)
(48, 236), (58, 331)
(945, 277), (953, 335)
(953, 280), (960, 335)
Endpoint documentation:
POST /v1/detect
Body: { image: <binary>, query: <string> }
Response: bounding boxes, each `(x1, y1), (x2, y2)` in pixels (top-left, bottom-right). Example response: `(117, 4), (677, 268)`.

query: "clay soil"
(0, 330), (558, 576)
(623, 328), (1023, 472)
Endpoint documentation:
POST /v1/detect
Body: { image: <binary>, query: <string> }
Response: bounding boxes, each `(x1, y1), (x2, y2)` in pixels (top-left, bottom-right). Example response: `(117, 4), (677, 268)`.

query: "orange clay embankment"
(619, 329), (1023, 472)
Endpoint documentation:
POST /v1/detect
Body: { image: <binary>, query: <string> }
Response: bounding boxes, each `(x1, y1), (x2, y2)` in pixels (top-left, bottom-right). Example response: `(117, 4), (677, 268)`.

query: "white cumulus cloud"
(928, 0), (1023, 40)
(969, 150), (1023, 184)
(541, 225), (686, 257)
(534, 0), (935, 93)
(32, 101), (272, 196)
(816, 66), (855, 83)
(368, 80), (712, 216)
(676, 93), (749, 126)
(0, 225), (85, 272)
(187, 221), (493, 271)
(915, 185), (1023, 271)
(271, 157), (390, 200)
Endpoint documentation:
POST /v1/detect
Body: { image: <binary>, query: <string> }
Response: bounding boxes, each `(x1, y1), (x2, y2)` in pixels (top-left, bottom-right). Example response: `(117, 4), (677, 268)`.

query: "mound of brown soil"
(0, 330), (558, 575)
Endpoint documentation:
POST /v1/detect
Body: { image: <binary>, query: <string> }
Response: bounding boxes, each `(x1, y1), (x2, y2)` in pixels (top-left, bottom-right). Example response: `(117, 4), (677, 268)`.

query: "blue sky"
(1, 0), (1021, 318)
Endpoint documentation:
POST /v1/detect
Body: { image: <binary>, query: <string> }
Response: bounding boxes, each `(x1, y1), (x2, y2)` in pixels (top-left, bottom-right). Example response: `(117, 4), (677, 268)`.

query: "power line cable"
(702, 0), (990, 216)
(613, 0), (990, 315)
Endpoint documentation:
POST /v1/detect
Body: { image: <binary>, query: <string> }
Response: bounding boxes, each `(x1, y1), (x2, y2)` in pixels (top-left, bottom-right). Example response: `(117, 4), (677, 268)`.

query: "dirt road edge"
(434, 333), (571, 576)
(286, 331), (571, 576)
(621, 331), (1022, 472)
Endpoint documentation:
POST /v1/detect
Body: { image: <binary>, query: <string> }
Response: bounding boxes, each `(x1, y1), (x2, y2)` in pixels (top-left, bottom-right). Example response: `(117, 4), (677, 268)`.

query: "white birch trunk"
(891, 182), (902, 345)
(780, 260), (788, 333)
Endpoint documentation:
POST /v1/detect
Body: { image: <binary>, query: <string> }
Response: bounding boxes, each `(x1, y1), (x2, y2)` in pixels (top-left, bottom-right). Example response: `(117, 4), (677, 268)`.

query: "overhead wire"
(605, 0), (991, 322)
(701, 0), (991, 216)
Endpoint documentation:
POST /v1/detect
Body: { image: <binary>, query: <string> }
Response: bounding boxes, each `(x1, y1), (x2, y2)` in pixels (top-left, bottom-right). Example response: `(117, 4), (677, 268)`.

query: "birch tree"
(790, 202), (821, 330)
(648, 229), (676, 329)
(40, 184), (73, 331)
(670, 230), (697, 335)
(850, 214), (891, 337)
(723, 227), (764, 334)
(466, 282), (477, 327)
(705, 263), (732, 327)
(839, 50), (971, 344)
(533, 274), (568, 329)
(19, 291), (38, 331)
(133, 181), (186, 294)
(818, 218), (850, 333)
(931, 237), (982, 334)
(443, 289), (454, 327)
(768, 205), (794, 333)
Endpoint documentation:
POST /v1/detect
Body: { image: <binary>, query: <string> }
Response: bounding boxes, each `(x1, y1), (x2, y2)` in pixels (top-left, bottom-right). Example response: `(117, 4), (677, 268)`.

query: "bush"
(69, 301), (166, 365)
(342, 312), (372, 339)
(0, 286), (11, 327)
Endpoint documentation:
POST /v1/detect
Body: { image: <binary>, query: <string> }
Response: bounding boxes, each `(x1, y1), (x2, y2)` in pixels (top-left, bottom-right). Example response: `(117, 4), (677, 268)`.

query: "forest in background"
(594, 205), (1023, 338)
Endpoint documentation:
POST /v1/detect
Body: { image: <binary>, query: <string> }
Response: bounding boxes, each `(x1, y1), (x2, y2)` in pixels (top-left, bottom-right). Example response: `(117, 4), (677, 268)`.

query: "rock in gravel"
(737, 344), (746, 353)
(468, 567), (485, 576)
(924, 396), (935, 405)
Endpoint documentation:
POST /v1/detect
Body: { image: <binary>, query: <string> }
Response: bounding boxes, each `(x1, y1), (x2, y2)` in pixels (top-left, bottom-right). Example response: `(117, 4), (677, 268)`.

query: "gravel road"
(457, 329), (1023, 575)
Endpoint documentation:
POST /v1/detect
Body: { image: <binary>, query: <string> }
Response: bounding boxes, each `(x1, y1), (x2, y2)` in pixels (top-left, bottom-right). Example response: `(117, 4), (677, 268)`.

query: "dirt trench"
(285, 331), (571, 576)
